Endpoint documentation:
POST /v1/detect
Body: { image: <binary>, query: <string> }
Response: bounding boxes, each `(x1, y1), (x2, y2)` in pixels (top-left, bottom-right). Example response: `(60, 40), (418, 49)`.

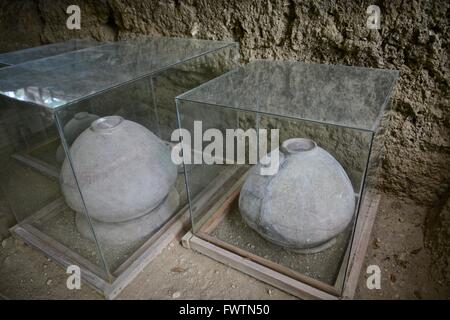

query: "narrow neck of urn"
(91, 116), (124, 133)
(281, 138), (317, 155)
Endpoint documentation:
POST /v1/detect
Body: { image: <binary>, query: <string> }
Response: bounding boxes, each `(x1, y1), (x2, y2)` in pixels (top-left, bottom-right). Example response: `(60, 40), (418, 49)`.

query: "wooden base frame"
(182, 174), (381, 300)
(10, 199), (191, 299)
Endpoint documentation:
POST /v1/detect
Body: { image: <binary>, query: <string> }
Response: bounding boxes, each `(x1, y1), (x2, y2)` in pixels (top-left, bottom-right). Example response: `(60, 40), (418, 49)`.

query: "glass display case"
(0, 36), (239, 298)
(176, 60), (398, 299)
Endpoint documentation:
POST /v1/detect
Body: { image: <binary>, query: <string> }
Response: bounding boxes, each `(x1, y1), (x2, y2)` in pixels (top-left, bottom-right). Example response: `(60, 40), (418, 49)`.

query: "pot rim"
(281, 138), (317, 154)
(91, 115), (124, 133)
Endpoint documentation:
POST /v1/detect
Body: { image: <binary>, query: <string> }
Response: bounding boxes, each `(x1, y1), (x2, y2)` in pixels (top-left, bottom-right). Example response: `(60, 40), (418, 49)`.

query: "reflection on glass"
(0, 37), (238, 109)
(180, 60), (399, 131)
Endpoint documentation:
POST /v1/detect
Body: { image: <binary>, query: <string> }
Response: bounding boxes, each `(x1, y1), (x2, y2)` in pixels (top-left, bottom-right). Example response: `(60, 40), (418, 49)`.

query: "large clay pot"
(60, 116), (177, 223)
(239, 138), (355, 253)
(56, 112), (99, 163)
(76, 188), (180, 245)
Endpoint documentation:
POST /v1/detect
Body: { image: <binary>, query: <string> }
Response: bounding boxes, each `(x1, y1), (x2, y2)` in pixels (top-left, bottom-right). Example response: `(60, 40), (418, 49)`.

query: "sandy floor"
(356, 196), (449, 299)
(0, 194), (448, 300)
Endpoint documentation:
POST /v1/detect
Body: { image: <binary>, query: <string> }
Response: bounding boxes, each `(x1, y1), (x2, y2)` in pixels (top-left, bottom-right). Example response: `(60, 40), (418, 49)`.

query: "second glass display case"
(176, 60), (398, 299)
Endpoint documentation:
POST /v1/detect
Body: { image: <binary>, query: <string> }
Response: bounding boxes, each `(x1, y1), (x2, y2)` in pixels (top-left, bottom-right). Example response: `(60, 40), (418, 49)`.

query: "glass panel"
(178, 60), (399, 131)
(0, 38), (237, 109)
(177, 60), (397, 296)
(259, 115), (372, 292)
(176, 100), (255, 232)
(259, 115), (372, 194)
(53, 75), (180, 278)
(178, 98), (373, 292)
(0, 100), (59, 222)
(0, 98), (110, 280)
(153, 44), (239, 141)
(45, 42), (238, 277)
(0, 39), (104, 67)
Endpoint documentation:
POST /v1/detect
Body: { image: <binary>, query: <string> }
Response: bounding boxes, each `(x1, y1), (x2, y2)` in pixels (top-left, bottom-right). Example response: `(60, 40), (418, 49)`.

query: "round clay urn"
(239, 138), (355, 253)
(76, 187), (180, 245)
(60, 116), (177, 223)
(56, 112), (100, 163)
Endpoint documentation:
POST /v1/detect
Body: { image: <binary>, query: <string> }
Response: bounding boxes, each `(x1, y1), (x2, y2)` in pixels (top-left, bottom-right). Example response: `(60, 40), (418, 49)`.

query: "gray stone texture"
(60, 116), (177, 223)
(76, 187), (180, 246)
(239, 138), (355, 251)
